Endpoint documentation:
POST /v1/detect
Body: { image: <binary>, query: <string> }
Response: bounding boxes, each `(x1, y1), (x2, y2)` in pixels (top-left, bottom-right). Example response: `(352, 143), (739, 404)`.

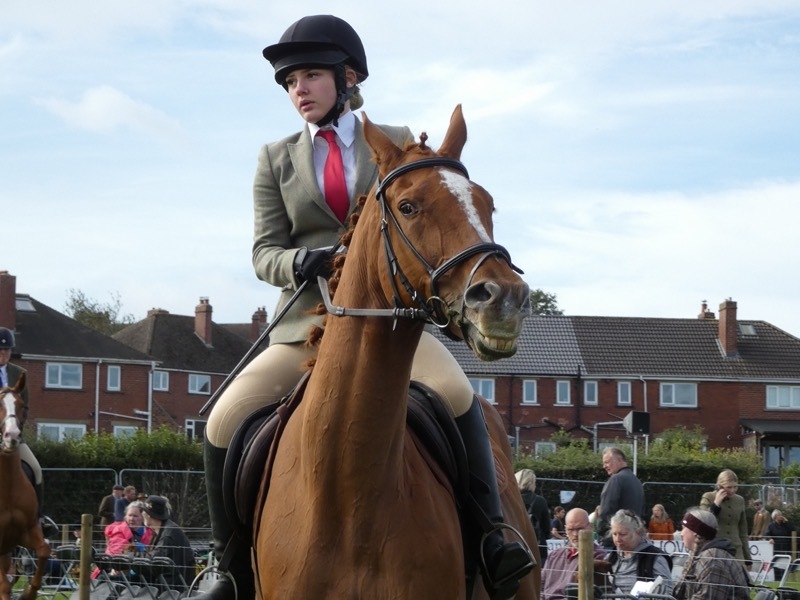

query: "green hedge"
(31, 427), (206, 529)
(31, 426), (203, 471)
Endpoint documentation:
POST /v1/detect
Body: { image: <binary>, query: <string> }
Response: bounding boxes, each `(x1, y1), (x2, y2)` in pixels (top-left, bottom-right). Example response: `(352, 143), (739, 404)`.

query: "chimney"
(697, 300), (715, 320)
(195, 297), (213, 346)
(250, 306), (268, 343)
(719, 298), (738, 357)
(147, 308), (170, 317)
(0, 271), (16, 331)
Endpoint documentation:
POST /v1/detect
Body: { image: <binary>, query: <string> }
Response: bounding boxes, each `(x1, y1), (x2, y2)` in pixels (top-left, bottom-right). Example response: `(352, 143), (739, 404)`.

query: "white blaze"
(439, 169), (491, 242)
(2, 392), (21, 442)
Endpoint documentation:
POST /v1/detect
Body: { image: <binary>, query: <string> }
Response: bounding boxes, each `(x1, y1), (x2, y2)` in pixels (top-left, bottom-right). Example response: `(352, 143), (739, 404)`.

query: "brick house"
(0, 270), (264, 440)
(1, 270), (154, 439)
(434, 299), (800, 472)
(5, 265), (799, 471)
(112, 299), (267, 440)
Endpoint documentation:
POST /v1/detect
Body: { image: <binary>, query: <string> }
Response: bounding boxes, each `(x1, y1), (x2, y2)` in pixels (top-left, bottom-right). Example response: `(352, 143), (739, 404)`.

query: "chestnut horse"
(256, 106), (540, 599)
(0, 374), (50, 600)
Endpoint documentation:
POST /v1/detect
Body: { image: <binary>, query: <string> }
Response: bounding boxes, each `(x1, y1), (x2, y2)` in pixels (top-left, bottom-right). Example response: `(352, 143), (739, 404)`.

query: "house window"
(535, 442), (557, 457)
(556, 380), (571, 405)
(584, 381), (598, 405)
(113, 425), (137, 437)
(618, 381), (632, 406)
(186, 419), (207, 441)
(660, 382), (698, 407)
(469, 378), (495, 403)
(107, 365), (121, 391)
(189, 374), (211, 395)
(522, 380), (538, 405)
(152, 371), (169, 392)
(766, 386), (800, 409)
(45, 363), (82, 389)
(37, 423), (86, 442)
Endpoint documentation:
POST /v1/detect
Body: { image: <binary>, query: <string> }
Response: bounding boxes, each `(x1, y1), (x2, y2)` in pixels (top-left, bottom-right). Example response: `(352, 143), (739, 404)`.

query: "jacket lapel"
(287, 128), (332, 216)
(353, 119), (379, 197)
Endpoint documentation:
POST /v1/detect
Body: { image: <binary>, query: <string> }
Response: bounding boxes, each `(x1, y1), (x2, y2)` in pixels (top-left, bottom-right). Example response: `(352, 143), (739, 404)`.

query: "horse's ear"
(361, 111), (404, 172)
(437, 104), (467, 160)
(13, 372), (25, 394)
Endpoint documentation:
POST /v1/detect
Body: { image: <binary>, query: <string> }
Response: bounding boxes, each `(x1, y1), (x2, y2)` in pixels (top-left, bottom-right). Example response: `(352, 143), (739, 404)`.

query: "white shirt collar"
(308, 110), (356, 147)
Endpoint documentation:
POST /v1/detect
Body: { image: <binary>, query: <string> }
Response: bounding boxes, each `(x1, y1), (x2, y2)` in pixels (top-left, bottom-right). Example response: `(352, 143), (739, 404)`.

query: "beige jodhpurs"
(19, 442), (43, 484)
(205, 331), (474, 448)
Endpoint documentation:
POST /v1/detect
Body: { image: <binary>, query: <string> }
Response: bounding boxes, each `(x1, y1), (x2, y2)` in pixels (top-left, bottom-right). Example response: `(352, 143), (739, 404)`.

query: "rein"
(320, 156), (523, 337)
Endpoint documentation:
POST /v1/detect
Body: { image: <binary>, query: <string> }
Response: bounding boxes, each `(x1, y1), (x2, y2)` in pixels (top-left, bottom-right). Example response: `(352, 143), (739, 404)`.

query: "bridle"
(318, 156), (523, 338)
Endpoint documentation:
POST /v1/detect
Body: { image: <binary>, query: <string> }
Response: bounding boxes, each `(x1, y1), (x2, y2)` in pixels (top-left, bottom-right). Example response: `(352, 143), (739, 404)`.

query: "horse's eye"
(398, 201), (418, 216)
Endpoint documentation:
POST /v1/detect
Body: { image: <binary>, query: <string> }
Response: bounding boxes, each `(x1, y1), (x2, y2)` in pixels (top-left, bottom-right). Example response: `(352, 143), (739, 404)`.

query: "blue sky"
(3, 1), (800, 336)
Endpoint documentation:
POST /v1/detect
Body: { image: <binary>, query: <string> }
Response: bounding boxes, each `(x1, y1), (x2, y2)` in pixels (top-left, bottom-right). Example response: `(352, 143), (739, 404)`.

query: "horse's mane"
(303, 133), (433, 367)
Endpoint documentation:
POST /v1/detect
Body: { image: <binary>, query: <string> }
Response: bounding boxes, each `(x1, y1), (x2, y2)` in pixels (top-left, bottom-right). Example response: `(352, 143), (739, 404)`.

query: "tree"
(63, 288), (135, 335)
(529, 288), (563, 316)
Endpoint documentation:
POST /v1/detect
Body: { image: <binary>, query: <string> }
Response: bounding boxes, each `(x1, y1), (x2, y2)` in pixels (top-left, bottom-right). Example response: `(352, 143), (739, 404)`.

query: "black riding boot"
(33, 482), (58, 539)
(192, 438), (255, 600)
(456, 397), (535, 600)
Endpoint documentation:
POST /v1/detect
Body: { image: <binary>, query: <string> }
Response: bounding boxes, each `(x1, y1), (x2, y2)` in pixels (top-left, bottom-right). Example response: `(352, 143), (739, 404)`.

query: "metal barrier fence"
(41, 467), (796, 541)
(42, 468), (210, 533)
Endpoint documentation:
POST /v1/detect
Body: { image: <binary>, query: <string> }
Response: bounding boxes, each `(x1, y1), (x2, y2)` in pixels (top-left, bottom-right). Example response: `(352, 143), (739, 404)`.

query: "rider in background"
(197, 14), (534, 600)
(0, 326), (56, 538)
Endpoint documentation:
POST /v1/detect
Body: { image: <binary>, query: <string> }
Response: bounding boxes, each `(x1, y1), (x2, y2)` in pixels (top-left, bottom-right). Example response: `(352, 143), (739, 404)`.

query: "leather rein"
(319, 156), (523, 337)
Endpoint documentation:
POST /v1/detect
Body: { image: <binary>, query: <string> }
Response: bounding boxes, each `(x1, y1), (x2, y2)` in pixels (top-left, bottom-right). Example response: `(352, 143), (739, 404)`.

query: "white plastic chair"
(756, 554), (792, 585)
(777, 557), (800, 588)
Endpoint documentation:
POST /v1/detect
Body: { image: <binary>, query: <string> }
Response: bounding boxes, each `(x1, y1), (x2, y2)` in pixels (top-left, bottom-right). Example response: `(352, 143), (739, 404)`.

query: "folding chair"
(778, 557), (800, 588)
(96, 554), (155, 600)
(136, 556), (188, 600)
(90, 552), (129, 600)
(9, 546), (37, 588)
(762, 554), (793, 585)
(38, 543), (80, 597)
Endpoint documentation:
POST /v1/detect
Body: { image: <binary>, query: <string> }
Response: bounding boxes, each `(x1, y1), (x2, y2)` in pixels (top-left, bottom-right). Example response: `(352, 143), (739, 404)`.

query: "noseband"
(319, 156), (522, 337)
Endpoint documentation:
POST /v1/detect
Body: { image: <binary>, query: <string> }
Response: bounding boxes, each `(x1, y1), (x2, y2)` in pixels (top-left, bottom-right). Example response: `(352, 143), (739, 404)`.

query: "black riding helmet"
(262, 15), (368, 127)
(0, 327), (15, 349)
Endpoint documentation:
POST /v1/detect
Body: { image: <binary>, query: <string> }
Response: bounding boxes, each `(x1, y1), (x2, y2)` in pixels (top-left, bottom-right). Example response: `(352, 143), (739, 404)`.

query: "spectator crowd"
(517, 451), (797, 600)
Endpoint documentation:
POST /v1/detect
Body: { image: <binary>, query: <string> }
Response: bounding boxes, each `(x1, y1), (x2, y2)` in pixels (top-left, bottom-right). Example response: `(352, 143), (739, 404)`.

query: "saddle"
(221, 375), (472, 541)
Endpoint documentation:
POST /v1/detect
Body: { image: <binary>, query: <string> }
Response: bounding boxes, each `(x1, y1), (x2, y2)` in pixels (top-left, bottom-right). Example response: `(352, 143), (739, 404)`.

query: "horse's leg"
(0, 552), (12, 600)
(18, 535), (50, 600)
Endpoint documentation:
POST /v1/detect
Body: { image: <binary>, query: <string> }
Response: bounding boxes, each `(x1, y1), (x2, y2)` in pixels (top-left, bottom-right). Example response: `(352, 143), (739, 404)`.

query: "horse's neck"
(301, 245), (425, 488)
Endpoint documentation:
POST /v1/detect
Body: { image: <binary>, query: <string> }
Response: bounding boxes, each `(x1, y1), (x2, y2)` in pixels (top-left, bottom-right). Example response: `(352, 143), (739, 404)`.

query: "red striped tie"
(318, 129), (349, 223)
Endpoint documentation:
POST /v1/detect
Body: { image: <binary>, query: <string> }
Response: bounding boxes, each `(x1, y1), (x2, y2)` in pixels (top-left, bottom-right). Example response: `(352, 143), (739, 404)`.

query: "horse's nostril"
(465, 280), (501, 307)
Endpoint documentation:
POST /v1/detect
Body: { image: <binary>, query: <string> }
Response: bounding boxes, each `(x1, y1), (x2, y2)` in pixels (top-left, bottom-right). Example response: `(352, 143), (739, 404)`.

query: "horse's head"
(361, 105), (531, 360)
(0, 373), (25, 453)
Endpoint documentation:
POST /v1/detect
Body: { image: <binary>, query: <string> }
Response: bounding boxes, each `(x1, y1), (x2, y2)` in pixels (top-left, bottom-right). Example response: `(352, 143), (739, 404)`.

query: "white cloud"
(34, 85), (186, 145)
(508, 179), (800, 329)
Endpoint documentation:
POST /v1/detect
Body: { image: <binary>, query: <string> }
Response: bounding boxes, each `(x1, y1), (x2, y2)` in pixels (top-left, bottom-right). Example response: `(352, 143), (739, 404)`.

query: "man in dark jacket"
(98, 485), (125, 527)
(598, 447), (644, 545)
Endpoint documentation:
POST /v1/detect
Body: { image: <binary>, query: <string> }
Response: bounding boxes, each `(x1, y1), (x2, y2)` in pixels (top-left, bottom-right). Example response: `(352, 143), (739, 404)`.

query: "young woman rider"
(197, 15), (533, 600)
